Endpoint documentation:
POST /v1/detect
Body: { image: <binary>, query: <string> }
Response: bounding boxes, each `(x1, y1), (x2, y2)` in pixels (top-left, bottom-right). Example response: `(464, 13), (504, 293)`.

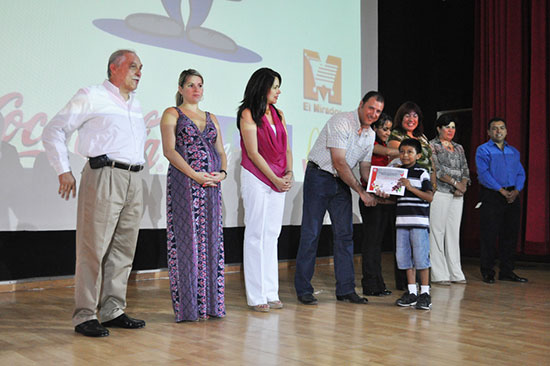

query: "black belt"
(89, 155), (143, 172)
(307, 161), (337, 177)
(503, 186), (515, 191)
(308, 161), (321, 169)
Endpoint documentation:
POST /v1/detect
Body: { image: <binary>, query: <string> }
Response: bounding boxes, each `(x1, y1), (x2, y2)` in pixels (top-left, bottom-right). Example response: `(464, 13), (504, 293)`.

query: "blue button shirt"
(475, 140), (525, 191)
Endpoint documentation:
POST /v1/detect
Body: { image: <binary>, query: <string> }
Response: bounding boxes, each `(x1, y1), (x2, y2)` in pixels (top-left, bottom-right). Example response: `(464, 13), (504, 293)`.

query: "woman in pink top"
(237, 68), (293, 312)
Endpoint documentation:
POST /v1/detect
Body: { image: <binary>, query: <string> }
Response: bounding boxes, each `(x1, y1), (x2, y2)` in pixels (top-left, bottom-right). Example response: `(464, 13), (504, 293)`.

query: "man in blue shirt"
(475, 117), (527, 284)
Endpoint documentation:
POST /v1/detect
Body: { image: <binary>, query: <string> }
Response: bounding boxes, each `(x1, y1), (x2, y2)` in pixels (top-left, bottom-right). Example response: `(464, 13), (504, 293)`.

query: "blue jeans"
(396, 228), (431, 270)
(294, 163), (356, 297)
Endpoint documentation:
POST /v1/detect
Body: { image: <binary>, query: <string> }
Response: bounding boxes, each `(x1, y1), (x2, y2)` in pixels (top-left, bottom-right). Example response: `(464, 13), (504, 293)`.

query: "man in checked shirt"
(294, 91), (385, 306)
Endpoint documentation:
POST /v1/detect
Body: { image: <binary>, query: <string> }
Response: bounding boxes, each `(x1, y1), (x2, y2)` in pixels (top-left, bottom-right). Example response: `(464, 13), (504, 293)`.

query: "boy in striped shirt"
(394, 139), (434, 310)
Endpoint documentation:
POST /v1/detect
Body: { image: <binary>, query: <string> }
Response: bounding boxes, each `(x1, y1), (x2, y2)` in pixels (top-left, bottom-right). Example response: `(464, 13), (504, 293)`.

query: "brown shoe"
(250, 304), (270, 312)
(268, 301), (284, 309)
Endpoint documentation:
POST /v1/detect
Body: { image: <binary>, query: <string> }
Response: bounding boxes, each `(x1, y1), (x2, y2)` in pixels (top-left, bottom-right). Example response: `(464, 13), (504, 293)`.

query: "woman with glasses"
(387, 101), (434, 290)
(387, 102), (434, 174)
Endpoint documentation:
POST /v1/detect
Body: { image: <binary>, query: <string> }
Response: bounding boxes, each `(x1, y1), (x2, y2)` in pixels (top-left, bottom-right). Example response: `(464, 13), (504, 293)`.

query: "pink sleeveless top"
(240, 105), (288, 192)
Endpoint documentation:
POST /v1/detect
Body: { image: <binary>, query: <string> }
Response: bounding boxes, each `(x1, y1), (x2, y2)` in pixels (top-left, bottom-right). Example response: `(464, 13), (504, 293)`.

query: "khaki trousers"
(72, 163), (143, 326)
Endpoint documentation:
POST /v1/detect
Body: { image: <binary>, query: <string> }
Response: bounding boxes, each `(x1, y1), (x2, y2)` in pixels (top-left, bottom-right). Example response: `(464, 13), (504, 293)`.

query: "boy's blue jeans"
(396, 228), (431, 270)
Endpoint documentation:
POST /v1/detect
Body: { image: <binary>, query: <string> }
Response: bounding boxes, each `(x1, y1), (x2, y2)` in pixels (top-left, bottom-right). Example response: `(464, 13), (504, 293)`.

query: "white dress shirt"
(42, 80), (146, 175)
(307, 109), (375, 175)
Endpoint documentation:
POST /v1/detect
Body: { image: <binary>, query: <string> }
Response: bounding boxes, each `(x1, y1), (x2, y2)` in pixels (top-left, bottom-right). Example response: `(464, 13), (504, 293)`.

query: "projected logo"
(303, 49), (342, 105)
(93, 0), (261, 63)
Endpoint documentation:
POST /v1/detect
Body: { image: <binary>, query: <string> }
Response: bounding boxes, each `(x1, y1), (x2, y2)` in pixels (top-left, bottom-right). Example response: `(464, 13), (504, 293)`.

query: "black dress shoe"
(363, 289), (392, 297)
(336, 292), (368, 304)
(101, 313), (146, 329)
(499, 272), (528, 283)
(75, 319), (109, 337)
(297, 294), (318, 305)
(482, 273), (495, 284)
(363, 289), (383, 296)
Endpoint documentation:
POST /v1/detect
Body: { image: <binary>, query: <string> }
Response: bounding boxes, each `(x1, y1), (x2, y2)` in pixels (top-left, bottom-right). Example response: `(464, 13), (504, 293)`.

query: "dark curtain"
(465, 0), (550, 256)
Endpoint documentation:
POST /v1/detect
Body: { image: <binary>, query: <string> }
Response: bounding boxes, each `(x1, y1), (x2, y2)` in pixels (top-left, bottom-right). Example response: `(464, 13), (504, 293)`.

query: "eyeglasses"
(404, 113), (418, 119)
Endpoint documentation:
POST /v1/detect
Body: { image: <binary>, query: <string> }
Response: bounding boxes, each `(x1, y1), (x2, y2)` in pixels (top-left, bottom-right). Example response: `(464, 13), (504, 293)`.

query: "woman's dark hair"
(393, 101), (424, 137)
(435, 114), (458, 129)
(237, 68), (282, 129)
(176, 69), (203, 105)
(372, 113), (393, 129)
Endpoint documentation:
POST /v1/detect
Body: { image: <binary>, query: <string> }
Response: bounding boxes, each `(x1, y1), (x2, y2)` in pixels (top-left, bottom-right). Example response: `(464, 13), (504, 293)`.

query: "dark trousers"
(359, 202), (395, 292)
(479, 186), (520, 276)
(295, 163), (356, 297)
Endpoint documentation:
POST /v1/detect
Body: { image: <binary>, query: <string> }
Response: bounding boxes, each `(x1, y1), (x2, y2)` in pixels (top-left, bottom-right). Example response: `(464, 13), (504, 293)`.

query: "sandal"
(268, 301), (283, 309)
(250, 304), (270, 312)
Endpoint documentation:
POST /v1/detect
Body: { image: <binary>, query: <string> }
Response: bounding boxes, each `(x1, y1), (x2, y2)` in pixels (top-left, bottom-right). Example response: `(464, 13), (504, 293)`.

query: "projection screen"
(0, 0), (378, 231)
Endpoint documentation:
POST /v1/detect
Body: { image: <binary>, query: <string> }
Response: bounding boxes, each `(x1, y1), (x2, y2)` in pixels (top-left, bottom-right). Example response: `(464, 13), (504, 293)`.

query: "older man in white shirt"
(42, 49), (147, 337)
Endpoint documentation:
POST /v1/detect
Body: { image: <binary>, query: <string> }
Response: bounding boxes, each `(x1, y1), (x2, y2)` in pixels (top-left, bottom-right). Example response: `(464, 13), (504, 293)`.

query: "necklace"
(441, 139), (453, 151)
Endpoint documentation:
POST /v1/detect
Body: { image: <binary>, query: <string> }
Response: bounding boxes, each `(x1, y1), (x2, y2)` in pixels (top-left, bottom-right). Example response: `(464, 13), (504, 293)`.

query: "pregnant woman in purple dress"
(160, 69), (227, 321)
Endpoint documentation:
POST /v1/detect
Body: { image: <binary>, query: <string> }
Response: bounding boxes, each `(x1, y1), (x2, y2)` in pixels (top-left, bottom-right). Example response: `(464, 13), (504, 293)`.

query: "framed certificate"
(366, 166), (408, 196)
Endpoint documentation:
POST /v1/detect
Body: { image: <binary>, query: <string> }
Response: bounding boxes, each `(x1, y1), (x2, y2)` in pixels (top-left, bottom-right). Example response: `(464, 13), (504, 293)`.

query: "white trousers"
(241, 168), (286, 306)
(429, 191), (466, 282)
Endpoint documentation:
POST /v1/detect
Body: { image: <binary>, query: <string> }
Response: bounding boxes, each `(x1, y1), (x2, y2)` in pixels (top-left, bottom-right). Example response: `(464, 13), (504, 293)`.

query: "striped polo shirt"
(396, 164), (433, 229)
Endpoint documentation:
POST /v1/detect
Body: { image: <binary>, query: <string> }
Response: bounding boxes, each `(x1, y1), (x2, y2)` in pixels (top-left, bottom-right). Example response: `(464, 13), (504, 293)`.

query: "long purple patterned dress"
(166, 107), (225, 322)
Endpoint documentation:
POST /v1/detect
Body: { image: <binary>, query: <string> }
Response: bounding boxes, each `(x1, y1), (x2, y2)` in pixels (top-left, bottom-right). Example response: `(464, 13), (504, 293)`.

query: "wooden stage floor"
(1, 254), (549, 365)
